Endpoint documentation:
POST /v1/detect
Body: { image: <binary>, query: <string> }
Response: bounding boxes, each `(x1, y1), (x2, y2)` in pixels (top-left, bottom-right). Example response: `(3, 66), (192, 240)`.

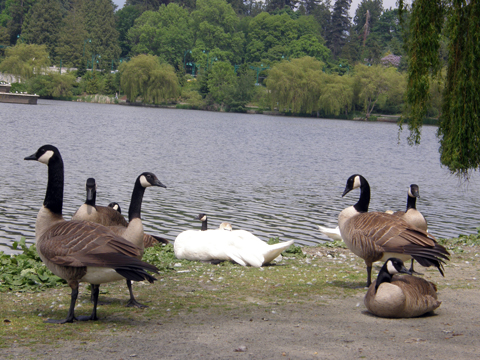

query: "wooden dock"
(0, 84), (39, 104)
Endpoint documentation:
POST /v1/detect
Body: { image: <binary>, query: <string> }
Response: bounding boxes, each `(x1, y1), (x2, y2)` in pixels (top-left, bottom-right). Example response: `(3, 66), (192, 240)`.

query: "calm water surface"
(1, 100), (479, 254)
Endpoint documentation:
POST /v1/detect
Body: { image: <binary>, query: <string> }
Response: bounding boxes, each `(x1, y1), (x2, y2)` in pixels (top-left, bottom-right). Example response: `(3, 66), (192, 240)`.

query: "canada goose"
(197, 213), (232, 231)
(318, 225), (343, 241)
(392, 184), (428, 231)
(391, 184), (428, 273)
(364, 258), (441, 318)
(219, 222), (233, 231)
(24, 145), (159, 323)
(174, 214), (293, 267)
(197, 213), (208, 231)
(108, 202), (121, 212)
(72, 175), (166, 308)
(72, 178), (128, 227)
(338, 174), (449, 287)
(77, 181), (170, 246)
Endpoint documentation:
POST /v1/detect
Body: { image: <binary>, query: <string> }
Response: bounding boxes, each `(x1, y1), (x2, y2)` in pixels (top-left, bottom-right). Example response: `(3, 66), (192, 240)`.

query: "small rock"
(234, 345), (247, 352)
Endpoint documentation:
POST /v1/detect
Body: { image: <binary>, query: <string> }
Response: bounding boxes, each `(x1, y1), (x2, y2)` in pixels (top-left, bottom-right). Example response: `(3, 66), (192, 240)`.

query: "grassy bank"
(1, 231), (479, 349)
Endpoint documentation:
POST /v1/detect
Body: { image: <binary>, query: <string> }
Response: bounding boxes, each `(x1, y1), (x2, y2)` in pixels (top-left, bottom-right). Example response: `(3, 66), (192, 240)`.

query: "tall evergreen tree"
(56, 0), (88, 67)
(327, 0), (351, 58)
(125, 0), (169, 13)
(116, 5), (141, 58)
(82, 0), (121, 69)
(265, 0), (298, 13)
(0, 0), (35, 44)
(21, 0), (63, 61)
(300, 0), (331, 37)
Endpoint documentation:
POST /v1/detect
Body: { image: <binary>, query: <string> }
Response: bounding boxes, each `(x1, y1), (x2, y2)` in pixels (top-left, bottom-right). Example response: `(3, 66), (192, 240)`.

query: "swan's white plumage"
(174, 228), (294, 267)
(318, 225), (343, 241)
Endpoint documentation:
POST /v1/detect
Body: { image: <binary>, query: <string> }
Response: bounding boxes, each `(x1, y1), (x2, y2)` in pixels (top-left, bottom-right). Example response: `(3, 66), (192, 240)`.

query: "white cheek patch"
(200, 215), (207, 222)
(387, 260), (398, 275)
(38, 150), (54, 165)
(112, 204), (119, 211)
(139, 175), (150, 188)
(353, 175), (361, 189)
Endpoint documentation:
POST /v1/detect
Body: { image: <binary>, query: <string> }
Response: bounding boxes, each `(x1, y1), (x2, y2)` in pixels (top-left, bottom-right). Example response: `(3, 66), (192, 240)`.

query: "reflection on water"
(1, 99), (479, 254)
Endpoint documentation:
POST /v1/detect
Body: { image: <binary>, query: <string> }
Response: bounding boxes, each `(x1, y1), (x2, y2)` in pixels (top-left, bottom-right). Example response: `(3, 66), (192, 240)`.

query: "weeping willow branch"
(401, 0), (480, 178)
(401, 0), (444, 145)
(438, 1), (480, 177)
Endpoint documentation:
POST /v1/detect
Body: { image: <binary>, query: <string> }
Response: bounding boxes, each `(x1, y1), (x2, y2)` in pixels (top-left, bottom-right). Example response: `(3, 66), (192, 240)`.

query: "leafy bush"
(0, 238), (65, 292)
(9, 82), (27, 93)
(267, 237), (306, 258)
(26, 73), (77, 98)
(437, 228), (480, 253)
(142, 243), (186, 271)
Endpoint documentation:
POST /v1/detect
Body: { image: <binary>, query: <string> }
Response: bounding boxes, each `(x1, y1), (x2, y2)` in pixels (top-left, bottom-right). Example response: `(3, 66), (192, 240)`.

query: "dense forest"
(0, 0), (419, 116)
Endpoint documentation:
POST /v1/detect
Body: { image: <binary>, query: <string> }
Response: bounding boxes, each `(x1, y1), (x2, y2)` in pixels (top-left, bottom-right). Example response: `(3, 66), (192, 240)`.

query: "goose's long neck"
(354, 180), (370, 213)
(201, 219), (207, 231)
(406, 195), (417, 212)
(44, 157), (64, 215)
(85, 189), (96, 207)
(374, 266), (393, 293)
(128, 180), (146, 222)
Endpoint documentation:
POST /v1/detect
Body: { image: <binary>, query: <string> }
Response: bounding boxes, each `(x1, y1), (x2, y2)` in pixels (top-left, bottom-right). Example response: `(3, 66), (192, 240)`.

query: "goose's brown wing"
(95, 206), (129, 227)
(143, 234), (169, 248)
(38, 220), (155, 271)
(347, 212), (449, 269)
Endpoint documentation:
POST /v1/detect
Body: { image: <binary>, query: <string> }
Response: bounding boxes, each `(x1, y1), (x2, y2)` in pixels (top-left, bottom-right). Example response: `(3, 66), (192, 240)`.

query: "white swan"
(174, 214), (294, 267)
(318, 225), (343, 241)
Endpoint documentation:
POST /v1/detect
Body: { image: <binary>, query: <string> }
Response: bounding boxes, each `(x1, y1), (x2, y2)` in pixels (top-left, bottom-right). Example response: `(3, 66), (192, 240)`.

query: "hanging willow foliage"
(438, 1), (480, 177)
(400, 0), (444, 145)
(401, 0), (480, 177)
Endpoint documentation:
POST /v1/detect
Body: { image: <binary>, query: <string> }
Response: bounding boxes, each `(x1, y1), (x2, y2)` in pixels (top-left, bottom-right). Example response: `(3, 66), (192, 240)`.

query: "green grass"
(1, 234), (479, 349)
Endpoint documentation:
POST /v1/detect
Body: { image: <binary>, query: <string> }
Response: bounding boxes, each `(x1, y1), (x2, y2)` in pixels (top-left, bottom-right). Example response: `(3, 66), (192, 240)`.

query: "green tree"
(191, 0), (245, 65)
(119, 54), (179, 103)
(266, 56), (325, 114)
(0, 43), (50, 81)
(318, 73), (354, 116)
(354, 63), (406, 120)
(55, 0), (88, 67)
(125, 0), (168, 13)
(0, 24), (8, 46)
(327, 0), (351, 58)
(246, 12), (329, 63)
(288, 33), (330, 61)
(372, 9), (404, 56)
(21, 0), (63, 61)
(399, 0), (480, 176)
(127, 3), (193, 69)
(26, 73), (77, 98)
(0, 0), (35, 44)
(82, 0), (121, 69)
(116, 5), (140, 58)
(265, 0), (298, 13)
(207, 61), (237, 105)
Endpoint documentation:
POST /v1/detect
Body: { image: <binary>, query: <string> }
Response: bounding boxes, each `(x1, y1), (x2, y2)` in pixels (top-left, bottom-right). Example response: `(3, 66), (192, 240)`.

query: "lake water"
(1, 100), (479, 254)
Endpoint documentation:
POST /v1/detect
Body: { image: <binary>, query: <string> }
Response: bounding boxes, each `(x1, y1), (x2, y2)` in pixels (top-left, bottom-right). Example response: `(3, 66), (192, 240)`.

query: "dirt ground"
(3, 247), (480, 360)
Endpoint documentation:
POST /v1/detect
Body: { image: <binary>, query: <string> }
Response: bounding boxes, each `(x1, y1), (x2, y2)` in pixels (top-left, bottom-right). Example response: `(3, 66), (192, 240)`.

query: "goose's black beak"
(24, 154), (37, 161)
